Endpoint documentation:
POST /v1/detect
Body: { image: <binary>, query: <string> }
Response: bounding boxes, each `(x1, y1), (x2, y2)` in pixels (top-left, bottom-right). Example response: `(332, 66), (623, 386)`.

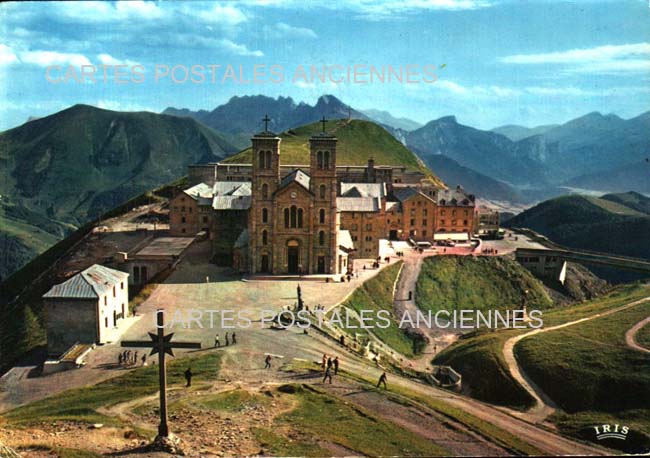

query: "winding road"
(625, 315), (650, 354)
(503, 296), (650, 423)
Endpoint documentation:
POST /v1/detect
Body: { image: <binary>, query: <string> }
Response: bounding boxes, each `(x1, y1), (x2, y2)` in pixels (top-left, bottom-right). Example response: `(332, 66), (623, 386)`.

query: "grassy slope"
(222, 119), (444, 187)
(416, 256), (553, 314)
(340, 262), (425, 357)
(635, 322), (650, 349)
(600, 191), (650, 215)
(275, 384), (449, 457)
(505, 194), (650, 260)
(432, 284), (650, 410)
(515, 301), (650, 413)
(2, 352), (221, 426)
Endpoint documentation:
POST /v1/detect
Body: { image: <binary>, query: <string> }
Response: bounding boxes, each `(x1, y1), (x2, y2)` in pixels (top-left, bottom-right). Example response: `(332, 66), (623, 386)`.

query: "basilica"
(169, 122), (477, 275)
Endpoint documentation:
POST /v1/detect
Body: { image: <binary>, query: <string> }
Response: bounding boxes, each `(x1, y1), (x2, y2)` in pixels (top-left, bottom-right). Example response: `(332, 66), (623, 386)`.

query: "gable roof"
(340, 183), (387, 199)
(213, 181), (251, 196)
(184, 183), (213, 200)
(393, 186), (435, 204)
(43, 264), (128, 299)
(437, 187), (475, 207)
(279, 169), (311, 192)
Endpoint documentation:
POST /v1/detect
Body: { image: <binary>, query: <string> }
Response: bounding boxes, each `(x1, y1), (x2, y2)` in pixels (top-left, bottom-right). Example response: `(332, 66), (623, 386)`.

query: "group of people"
(118, 349), (145, 367)
(214, 332), (237, 348)
(321, 354), (340, 384)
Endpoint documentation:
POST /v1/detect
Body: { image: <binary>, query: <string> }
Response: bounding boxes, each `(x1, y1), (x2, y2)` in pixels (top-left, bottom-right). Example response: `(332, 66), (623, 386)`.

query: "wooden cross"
(262, 114), (271, 132)
(320, 115), (327, 132)
(121, 309), (201, 438)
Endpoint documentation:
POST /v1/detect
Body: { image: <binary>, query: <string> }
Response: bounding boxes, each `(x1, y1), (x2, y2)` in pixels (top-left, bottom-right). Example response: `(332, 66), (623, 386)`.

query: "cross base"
(149, 433), (184, 456)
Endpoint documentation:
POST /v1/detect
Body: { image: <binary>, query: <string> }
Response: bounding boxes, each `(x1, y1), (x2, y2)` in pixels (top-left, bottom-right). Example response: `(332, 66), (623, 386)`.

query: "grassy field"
(515, 299), (650, 414)
(432, 284), (650, 410)
(1, 352), (221, 426)
(516, 294), (650, 453)
(273, 383), (450, 457)
(416, 256), (553, 314)
(340, 262), (426, 357)
(635, 322), (650, 349)
(221, 119), (443, 187)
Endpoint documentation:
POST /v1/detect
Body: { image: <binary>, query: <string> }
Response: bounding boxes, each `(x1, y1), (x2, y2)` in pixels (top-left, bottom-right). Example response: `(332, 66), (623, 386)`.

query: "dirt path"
(503, 296), (650, 424)
(625, 315), (650, 354)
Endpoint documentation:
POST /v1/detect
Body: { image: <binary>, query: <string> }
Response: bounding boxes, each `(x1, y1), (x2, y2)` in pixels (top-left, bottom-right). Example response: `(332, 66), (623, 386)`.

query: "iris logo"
(593, 424), (629, 441)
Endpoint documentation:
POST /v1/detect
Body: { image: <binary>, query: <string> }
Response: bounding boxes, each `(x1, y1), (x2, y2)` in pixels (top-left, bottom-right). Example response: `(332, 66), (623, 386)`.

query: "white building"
(42, 264), (129, 355)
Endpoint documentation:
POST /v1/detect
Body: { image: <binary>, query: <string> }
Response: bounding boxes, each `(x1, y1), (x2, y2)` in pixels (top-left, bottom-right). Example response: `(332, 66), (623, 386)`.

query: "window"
(440, 210), (446, 216)
(351, 224), (358, 231)
(284, 208), (290, 228)
(104, 296), (107, 306)
(319, 208), (325, 224)
(262, 230), (268, 245)
(365, 235), (372, 241)
(422, 219), (427, 226)
(423, 209), (428, 217)
(182, 228), (186, 233)
(351, 212), (356, 219)
(261, 183), (268, 199)
(258, 150), (265, 169)
(366, 223), (372, 231)
(319, 184), (326, 199)
(452, 210), (457, 216)
(181, 206), (186, 212)
(289, 206), (303, 228)
(423, 230), (427, 237)
(323, 151), (330, 169)
(452, 220), (457, 226)
(463, 220), (468, 226)
(410, 219), (415, 226)
(262, 208), (268, 223)
(121, 282), (124, 290)
(464, 210), (469, 216)
(317, 151), (324, 169)
(440, 220), (446, 225)
(189, 207), (192, 213)
(202, 216), (208, 223)
(352, 235), (358, 241)
(105, 317), (108, 328)
(113, 286), (116, 297)
(319, 231), (325, 246)
(181, 216), (186, 223)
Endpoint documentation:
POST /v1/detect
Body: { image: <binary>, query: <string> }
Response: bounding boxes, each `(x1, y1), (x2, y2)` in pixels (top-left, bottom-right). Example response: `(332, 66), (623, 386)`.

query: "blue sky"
(1, 0), (649, 131)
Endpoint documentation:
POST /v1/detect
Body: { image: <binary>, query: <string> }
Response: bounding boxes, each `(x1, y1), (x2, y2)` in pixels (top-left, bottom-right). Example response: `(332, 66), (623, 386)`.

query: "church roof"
(43, 264), (128, 299)
(279, 169), (311, 191)
(340, 183), (387, 199)
(337, 197), (380, 212)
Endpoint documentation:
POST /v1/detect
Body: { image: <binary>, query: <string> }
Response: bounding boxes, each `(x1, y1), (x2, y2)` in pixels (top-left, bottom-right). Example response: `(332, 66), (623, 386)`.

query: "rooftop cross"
(121, 310), (201, 438)
(320, 115), (327, 133)
(262, 114), (271, 132)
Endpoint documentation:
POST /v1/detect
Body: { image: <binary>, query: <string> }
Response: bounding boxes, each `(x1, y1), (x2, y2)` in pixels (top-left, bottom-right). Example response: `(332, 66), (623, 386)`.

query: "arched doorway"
(287, 240), (300, 274)
(261, 254), (269, 273)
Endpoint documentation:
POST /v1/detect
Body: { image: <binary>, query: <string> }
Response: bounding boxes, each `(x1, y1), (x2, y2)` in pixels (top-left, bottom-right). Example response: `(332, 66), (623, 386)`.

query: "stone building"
(169, 124), (481, 274)
(42, 264), (129, 355)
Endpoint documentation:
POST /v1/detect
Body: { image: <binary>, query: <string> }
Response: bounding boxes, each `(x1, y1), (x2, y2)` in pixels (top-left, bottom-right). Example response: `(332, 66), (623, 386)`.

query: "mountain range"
(0, 104), (238, 279)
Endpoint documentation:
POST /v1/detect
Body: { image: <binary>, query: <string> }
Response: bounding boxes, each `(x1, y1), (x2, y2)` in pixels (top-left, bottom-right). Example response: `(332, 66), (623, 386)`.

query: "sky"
(0, 0), (649, 131)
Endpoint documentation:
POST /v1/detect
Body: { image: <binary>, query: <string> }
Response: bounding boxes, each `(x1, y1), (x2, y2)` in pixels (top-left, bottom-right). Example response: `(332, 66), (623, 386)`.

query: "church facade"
(170, 122), (478, 276)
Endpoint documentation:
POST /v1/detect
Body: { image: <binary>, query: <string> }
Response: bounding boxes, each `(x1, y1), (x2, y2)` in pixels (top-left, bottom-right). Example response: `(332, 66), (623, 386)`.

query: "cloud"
(501, 43), (650, 74)
(0, 44), (18, 65)
(252, 0), (493, 19)
(96, 100), (153, 112)
(218, 39), (264, 57)
(265, 22), (317, 39)
(187, 3), (247, 25)
(97, 53), (141, 67)
(19, 50), (91, 67)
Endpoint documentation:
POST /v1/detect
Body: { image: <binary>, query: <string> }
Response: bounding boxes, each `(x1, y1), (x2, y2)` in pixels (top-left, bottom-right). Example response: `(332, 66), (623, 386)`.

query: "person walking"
(327, 357), (333, 370)
(141, 354), (147, 366)
(333, 356), (340, 375)
(118, 353), (123, 366)
(184, 367), (193, 387)
(225, 332), (230, 346)
(265, 354), (272, 369)
(321, 354), (328, 371)
(323, 365), (333, 384)
(377, 372), (388, 390)
(231, 332), (237, 345)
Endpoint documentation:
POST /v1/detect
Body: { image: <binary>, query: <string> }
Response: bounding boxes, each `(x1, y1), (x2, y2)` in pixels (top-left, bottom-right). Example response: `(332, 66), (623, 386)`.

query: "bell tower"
(309, 117), (339, 274)
(249, 115), (281, 273)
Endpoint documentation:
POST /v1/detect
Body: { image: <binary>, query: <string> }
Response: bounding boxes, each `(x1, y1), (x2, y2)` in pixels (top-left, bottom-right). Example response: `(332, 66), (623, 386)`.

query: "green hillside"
(222, 119), (444, 187)
(505, 194), (650, 261)
(0, 104), (237, 277)
(416, 256), (553, 314)
(600, 191), (650, 215)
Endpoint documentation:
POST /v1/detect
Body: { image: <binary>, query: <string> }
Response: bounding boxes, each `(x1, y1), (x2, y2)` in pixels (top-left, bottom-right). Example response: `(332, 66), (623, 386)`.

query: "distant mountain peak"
(434, 115), (457, 124)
